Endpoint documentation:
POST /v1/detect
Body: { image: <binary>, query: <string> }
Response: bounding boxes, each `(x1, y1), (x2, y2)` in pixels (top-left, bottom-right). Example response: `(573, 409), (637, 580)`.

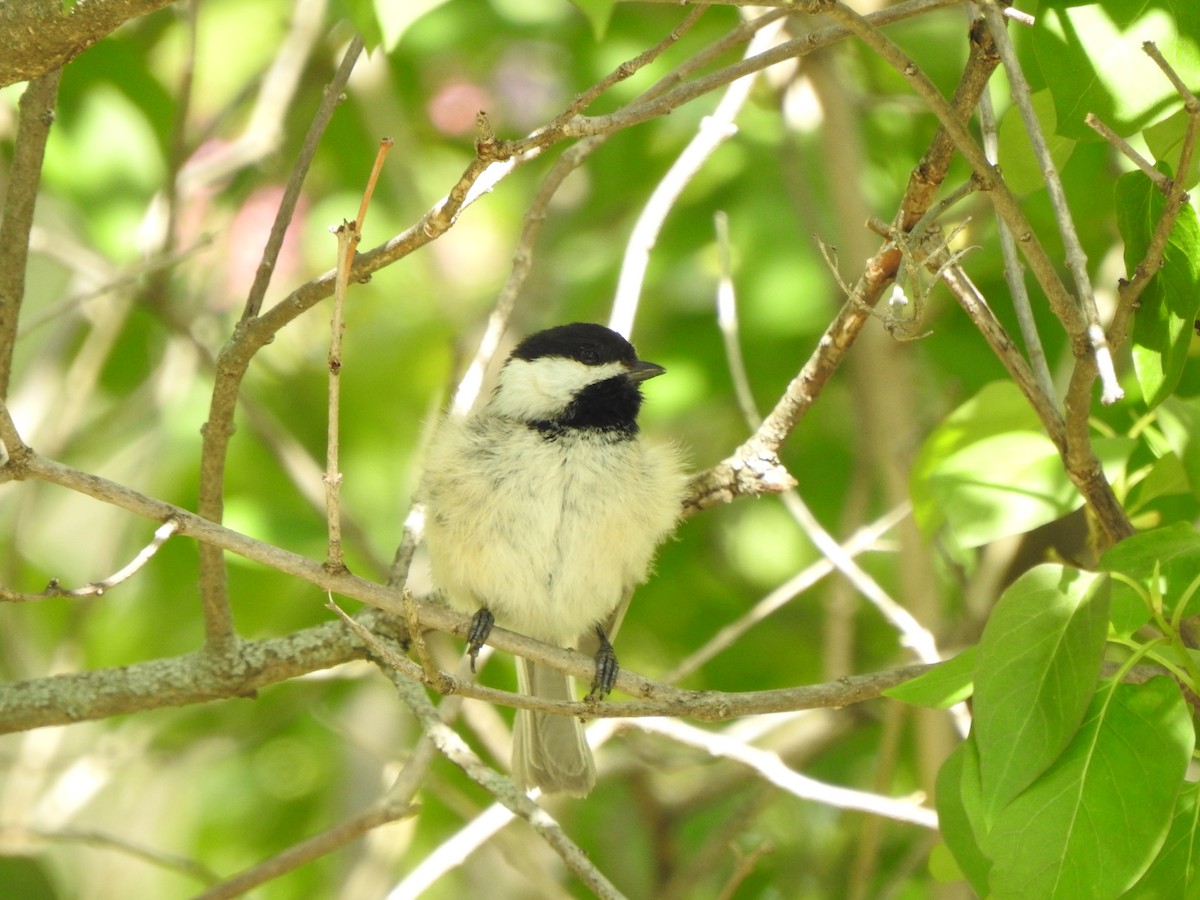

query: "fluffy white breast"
(421, 413), (686, 646)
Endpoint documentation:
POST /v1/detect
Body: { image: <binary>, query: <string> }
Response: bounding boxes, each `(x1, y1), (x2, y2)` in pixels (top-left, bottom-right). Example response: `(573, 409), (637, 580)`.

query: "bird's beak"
(628, 360), (666, 382)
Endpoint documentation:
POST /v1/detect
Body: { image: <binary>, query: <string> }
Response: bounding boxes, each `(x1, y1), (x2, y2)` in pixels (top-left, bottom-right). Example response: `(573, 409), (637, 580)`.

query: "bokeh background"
(2, 0), (1191, 897)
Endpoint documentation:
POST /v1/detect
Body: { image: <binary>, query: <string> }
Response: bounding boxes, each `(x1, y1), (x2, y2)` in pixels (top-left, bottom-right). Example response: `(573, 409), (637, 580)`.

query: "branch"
(389, 675), (627, 899)
(978, 2), (1121, 405)
(0, 69), (63, 399)
(0, 824), (218, 885)
(0, 608), (399, 735)
(818, 0), (1134, 545)
(628, 718), (938, 828)
(193, 36), (364, 649)
(815, 1), (1082, 340)
(0, 519), (179, 603)
(0, 447), (933, 732)
(196, 800), (416, 900)
(687, 4), (999, 511)
(0, 0), (176, 88)
(609, 16), (787, 337)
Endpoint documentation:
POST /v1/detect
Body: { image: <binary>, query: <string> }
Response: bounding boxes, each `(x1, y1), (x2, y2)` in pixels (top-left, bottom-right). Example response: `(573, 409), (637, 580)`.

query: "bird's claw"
(587, 627), (619, 700)
(467, 608), (494, 672)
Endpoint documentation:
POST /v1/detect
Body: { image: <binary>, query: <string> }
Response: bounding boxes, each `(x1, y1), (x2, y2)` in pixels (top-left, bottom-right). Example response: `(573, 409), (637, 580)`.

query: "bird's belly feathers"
(423, 420), (682, 646)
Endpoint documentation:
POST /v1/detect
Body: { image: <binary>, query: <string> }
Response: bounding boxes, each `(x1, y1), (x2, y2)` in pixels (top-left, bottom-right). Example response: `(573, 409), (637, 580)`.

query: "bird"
(421, 322), (687, 796)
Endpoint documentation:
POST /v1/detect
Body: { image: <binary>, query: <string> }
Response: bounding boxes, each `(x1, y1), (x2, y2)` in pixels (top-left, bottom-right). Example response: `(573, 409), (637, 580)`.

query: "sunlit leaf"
(984, 678), (1193, 899)
(1100, 522), (1200, 618)
(912, 382), (1131, 547)
(935, 739), (992, 896)
(885, 647), (975, 708)
(1033, 0), (1200, 141)
(974, 565), (1110, 823)
(570, 0), (615, 39)
(1116, 166), (1200, 408)
(1146, 109), (1200, 190)
(1123, 780), (1200, 899)
(997, 89), (1077, 195)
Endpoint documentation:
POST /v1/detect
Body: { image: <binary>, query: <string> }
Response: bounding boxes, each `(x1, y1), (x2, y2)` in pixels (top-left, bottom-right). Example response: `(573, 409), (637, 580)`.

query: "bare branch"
(194, 36), (365, 649)
(0, 69), (63, 399)
(628, 717), (938, 828)
(0, 0), (176, 88)
(195, 800), (415, 900)
(979, 3), (1121, 402)
(1086, 113), (1171, 189)
(977, 79), (1057, 401)
(0, 824), (219, 885)
(0, 519), (179, 603)
(665, 504), (912, 683)
(609, 17), (787, 337)
(324, 131), (390, 576)
(389, 675), (628, 899)
(0, 608), (399, 734)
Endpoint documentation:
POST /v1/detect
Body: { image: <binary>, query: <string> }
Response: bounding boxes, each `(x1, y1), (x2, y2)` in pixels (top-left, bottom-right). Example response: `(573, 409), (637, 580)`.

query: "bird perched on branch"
(422, 322), (686, 796)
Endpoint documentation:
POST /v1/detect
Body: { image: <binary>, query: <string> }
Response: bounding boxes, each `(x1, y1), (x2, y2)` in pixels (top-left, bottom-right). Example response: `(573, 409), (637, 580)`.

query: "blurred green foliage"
(2, 0), (1199, 897)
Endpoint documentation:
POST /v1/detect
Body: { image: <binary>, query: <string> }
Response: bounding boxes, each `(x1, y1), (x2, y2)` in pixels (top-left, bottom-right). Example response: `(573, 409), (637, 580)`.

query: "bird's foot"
(466, 608), (494, 672)
(587, 627), (619, 700)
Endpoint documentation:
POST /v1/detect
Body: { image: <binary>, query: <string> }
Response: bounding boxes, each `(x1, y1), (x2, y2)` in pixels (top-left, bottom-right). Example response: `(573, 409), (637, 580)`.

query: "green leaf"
(997, 89), (1077, 194)
(935, 738), (992, 896)
(374, 0), (453, 51)
(570, 0), (615, 39)
(984, 678), (1194, 900)
(1116, 167), (1200, 408)
(1159, 396), (1200, 501)
(1146, 109), (1200, 190)
(1033, 0), (1200, 141)
(885, 647), (975, 708)
(335, 0), (385, 53)
(1133, 451), (1190, 509)
(1100, 522), (1200, 618)
(974, 565), (1110, 822)
(911, 382), (1131, 547)
(1123, 780), (1200, 898)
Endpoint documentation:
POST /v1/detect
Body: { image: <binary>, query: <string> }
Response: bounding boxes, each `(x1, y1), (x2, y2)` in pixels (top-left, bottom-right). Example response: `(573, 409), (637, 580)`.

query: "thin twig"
(0, 68), (62, 400)
(194, 36), (365, 649)
(389, 675), (628, 899)
(1085, 113), (1171, 189)
(0, 519), (179, 603)
(242, 28), (362, 321)
(1143, 40), (1200, 108)
(325, 138), (390, 573)
(609, 17), (787, 337)
(781, 492), (942, 664)
(195, 800), (415, 900)
(664, 503), (911, 683)
(937, 263), (1066, 445)
(628, 717), (938, 828)
(714, 211), (761, 426)
(978, 2), (1121, 405)
(977, 77), (1056, 401)
(0, 824), (219, 885)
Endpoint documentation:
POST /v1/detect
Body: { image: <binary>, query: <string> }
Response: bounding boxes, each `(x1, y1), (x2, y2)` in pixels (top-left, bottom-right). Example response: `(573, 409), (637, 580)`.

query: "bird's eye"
(580, 348), (600, 365)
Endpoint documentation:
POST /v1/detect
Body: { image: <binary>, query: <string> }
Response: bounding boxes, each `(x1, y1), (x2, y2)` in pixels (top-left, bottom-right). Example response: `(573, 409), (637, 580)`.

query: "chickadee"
(421, 323), (687, 796)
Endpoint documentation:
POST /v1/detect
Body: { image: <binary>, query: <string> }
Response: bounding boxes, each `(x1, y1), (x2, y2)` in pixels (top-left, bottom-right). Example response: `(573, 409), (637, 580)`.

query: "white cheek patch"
(490, 358), (628, 421)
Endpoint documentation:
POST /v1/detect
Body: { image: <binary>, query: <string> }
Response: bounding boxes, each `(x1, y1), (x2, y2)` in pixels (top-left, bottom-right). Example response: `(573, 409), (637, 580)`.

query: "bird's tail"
(513, 658), (596, 797)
